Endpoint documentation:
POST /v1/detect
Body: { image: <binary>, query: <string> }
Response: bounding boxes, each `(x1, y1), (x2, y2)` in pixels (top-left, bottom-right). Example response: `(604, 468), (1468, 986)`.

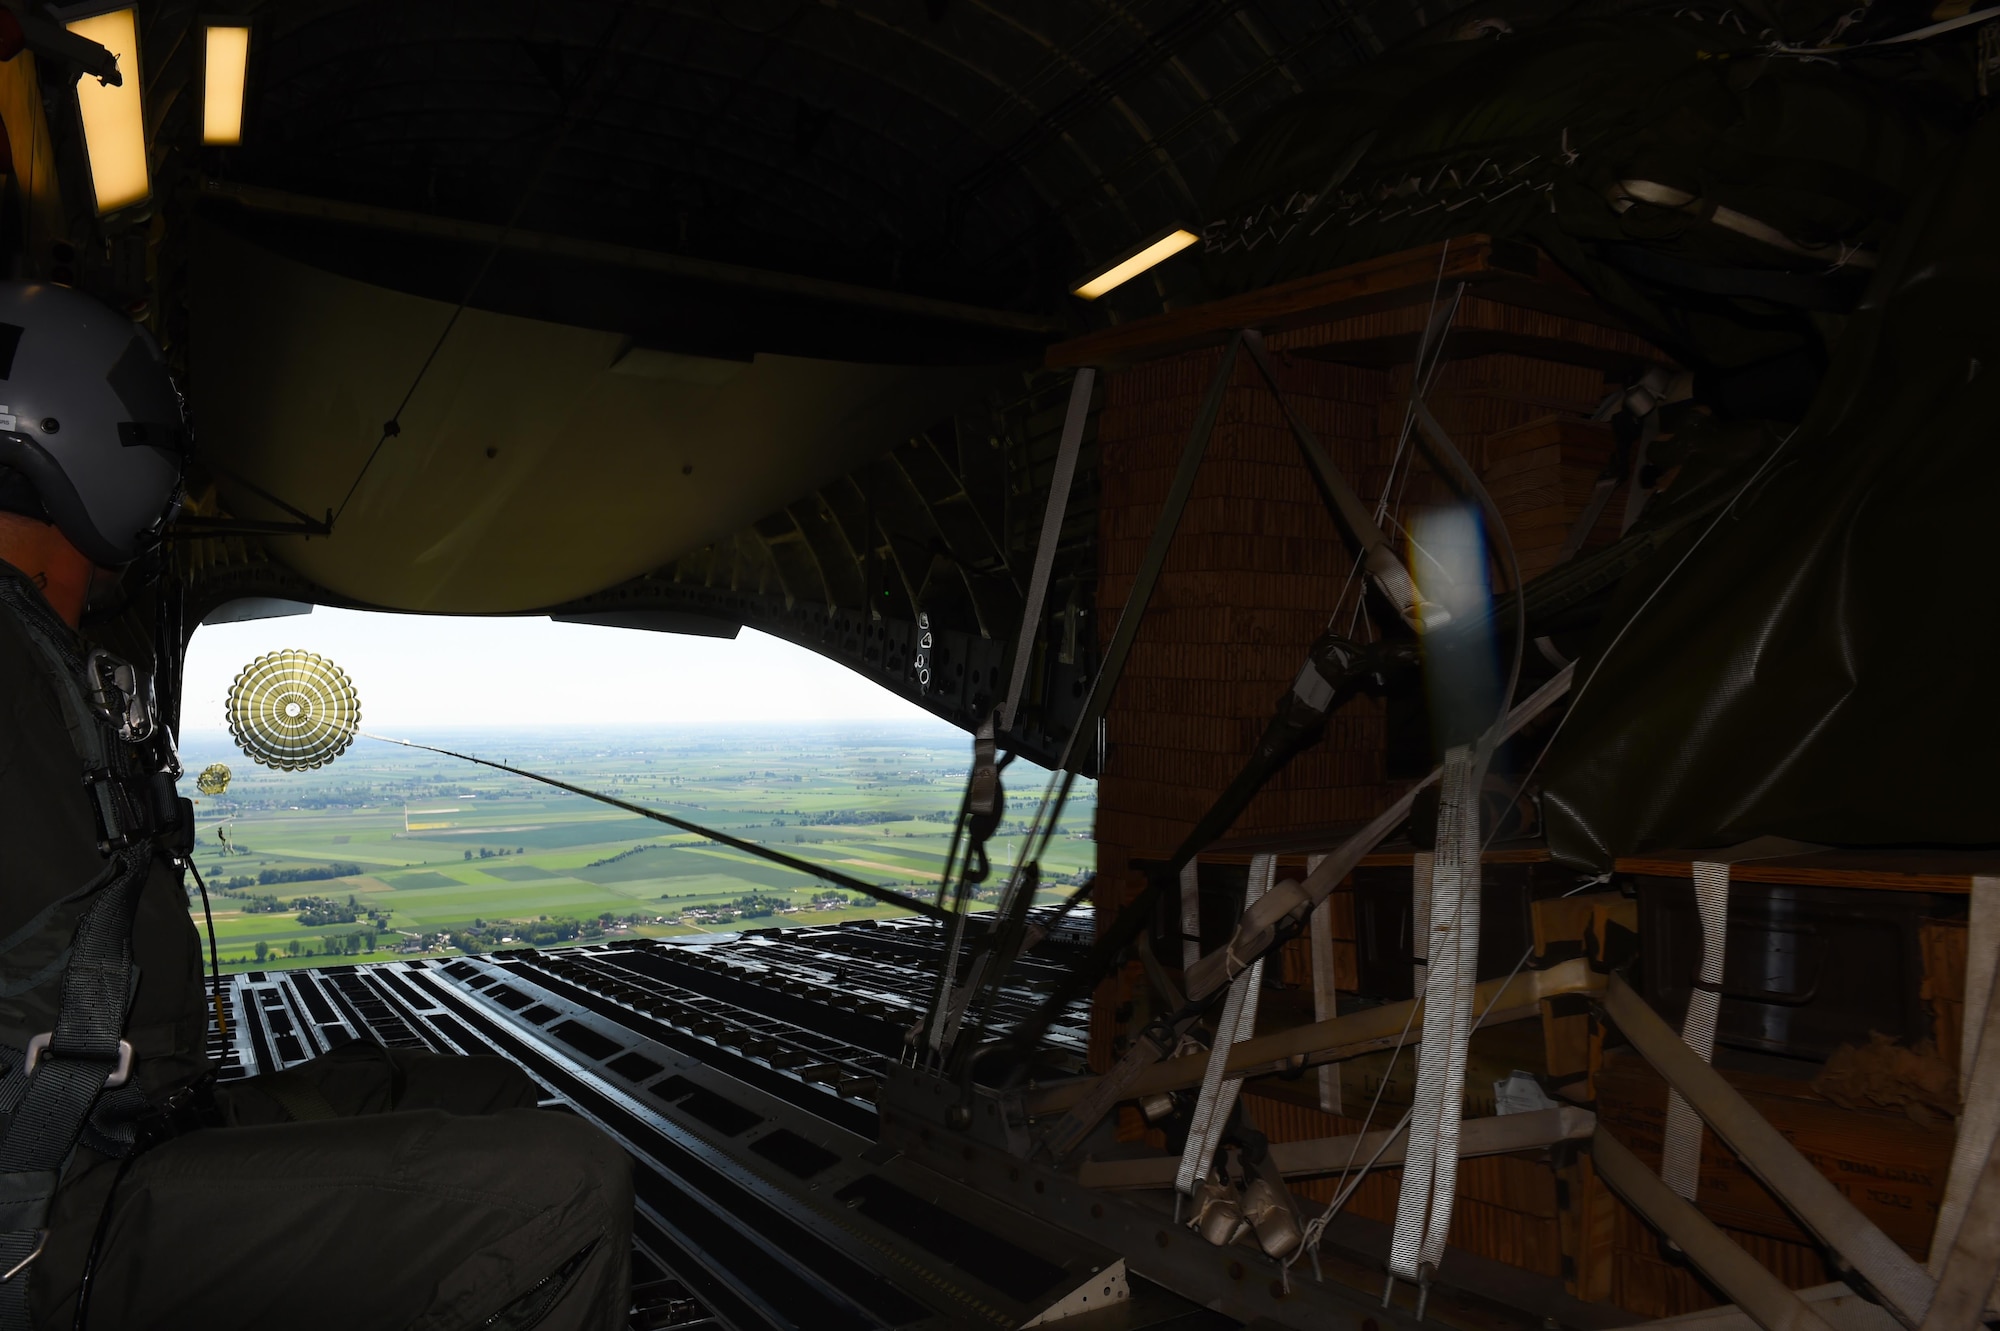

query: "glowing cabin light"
(1070, 228), (1199, 301)
(202, 24), (252, 146)
(65, 7), (149, 214)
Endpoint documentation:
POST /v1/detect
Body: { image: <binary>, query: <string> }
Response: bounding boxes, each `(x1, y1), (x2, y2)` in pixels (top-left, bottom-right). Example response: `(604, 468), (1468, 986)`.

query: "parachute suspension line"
(355, 732), (945, 921)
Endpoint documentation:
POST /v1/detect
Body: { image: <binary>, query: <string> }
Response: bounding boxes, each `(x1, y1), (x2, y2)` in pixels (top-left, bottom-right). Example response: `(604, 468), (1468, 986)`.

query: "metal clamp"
(23, 1034), (133, 1088)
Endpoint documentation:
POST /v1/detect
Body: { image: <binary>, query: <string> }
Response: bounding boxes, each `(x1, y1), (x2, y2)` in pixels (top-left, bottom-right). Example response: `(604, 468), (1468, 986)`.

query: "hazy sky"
(182, 607), (955, 732)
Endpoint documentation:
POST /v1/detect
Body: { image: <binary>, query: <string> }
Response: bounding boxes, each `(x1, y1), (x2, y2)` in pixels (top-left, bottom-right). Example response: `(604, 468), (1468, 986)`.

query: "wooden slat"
(1047, 236), (1530, 370)
(1616, 851), (1999, 894)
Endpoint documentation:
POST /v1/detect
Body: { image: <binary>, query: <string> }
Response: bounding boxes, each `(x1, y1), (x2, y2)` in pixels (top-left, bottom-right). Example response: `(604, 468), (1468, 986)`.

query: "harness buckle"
(23, 1034), (133, 1089)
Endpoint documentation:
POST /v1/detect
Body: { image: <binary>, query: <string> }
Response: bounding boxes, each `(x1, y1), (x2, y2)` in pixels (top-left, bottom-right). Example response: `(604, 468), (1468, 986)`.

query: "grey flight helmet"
(0, 282), (186, 566)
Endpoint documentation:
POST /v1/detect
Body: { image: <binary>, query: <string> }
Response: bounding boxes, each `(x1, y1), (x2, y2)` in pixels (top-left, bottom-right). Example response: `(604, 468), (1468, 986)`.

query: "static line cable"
(329, 6), (638, 528)
(355, 731), (945, 921)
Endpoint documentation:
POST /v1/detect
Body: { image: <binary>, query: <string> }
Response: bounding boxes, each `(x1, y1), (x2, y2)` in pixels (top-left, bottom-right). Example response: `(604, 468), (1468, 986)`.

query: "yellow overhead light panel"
(64, 6), (148, 214)
(1070, 227), (1198, 301)
(203, 24), (252, 145)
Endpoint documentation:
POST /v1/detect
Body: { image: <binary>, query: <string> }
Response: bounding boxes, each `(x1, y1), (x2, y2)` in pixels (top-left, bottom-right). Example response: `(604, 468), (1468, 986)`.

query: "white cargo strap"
(1043, 667), (1575, 1162)
(1605, 976), (1935, 1327)
(1307, 853), (1341, 1114)
(1928, 876), (2000, 1292)
(1177, 855), (1275, 1197)
(1662, 860), (1730, 1200)
(1180, 859), (1202, 972)
(1921, 1126), (2000, 1331)
(1389, 741), (1489, 1283)
(1411, 851), (1434, 994)
(998, 368), (1094, 734)
(1594, 1128), (1840, 1331)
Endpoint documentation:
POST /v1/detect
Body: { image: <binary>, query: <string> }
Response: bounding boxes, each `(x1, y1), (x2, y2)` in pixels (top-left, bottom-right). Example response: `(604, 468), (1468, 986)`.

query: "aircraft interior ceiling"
(49, 0), (1461, 752)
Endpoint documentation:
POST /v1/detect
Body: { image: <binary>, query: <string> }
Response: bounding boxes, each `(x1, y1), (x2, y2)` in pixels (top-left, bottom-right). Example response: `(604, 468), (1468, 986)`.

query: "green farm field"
(175, 724), (1096, 973)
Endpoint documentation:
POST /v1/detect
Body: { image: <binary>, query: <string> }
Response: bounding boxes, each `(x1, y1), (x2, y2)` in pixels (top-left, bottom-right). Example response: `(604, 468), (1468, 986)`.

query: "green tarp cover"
(1541, 109), (2000, 865)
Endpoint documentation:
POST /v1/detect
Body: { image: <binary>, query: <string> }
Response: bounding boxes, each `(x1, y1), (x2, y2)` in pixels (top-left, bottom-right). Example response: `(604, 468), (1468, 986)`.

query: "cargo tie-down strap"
(0, 585), (155, 1331)
(1038, 666), (1574, 1162)
(1410, 851), (1434, 995)
(1604, 976), (1935, 1327)
(1927, 875), (2000, 1311)
(1922, 1119), (2000, 1331)
(1307, 853), (1342, 1114)
(998, 367), (1094, 738)
(1661, 860), (1730, 1201)
(1176, 855), (1276, 1198)
(1594, 1128), (1840, 1331)
(1179, 860), (1202, 972)
(1388, 741), (1490, 1286)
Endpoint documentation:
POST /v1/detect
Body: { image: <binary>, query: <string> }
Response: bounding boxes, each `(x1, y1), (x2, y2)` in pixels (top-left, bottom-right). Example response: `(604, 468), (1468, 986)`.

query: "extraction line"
(354, 730), (946, 921)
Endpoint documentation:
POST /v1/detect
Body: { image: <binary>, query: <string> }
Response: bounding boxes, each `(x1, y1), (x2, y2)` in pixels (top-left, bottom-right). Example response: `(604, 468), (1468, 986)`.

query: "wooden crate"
(1593, 1048), (1954, 1318)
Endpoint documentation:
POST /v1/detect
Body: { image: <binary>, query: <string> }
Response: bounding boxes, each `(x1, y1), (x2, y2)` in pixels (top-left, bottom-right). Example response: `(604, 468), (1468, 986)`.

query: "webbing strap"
(1179, 861), (1201, 972)
(1605, 976), (1935, 1326)
(1961, 876), (2000, 1090)
(1243, 332), (1436, 633)
(1306, 853), (1341, 1115)
(1041, 667), (1576, 1162)
(1662, 861), (1730, 1201)
(1920, 1128), (2000, 1331)
(975, 339), (1242, 1077)
(998, 368), (1093, 735)
(0, 849), (145, 1328)
(1049, 337), (1238, 778)
(1390, 741), (1489, 1281)
(1929, 876), (2000, 1286)
(1593, 1128), (1839, 1331)
(1410, 851), (1434, 995)
(0, 578), (111, 780)
(0, 580), (155, 1327)
(1176, 856), (1274, 1196)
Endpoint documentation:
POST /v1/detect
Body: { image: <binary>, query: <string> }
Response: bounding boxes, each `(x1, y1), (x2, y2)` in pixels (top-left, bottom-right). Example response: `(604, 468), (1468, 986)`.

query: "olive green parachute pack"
(1540, 106), (2000, 863)
(1195, 0), (1999, 863)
